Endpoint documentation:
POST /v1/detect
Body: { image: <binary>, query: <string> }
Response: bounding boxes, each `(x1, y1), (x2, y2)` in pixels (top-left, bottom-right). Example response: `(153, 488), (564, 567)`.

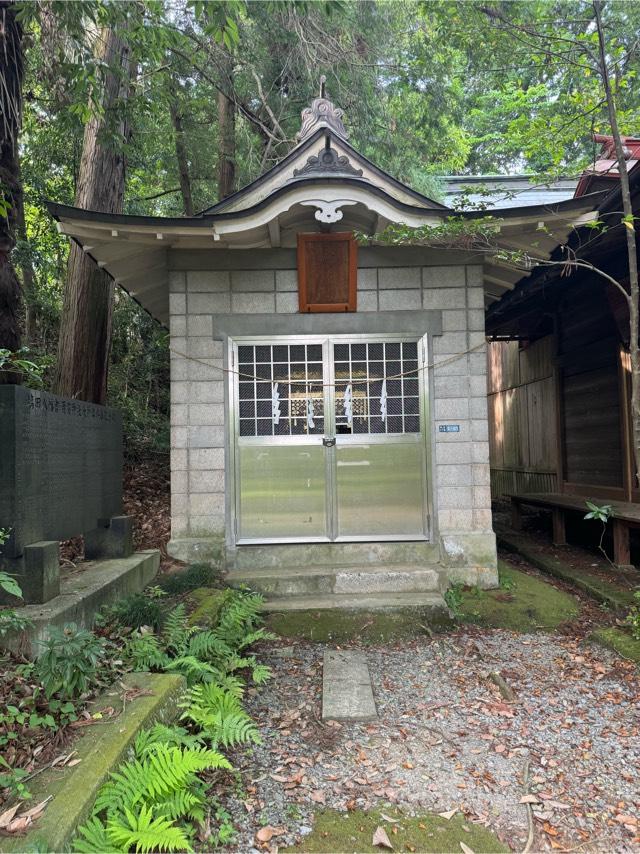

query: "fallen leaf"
(519, 795), (540, 804)
(373, 826), (394, 849)
(0, 803), (21, 830)
(19, 798), (51, 822)
(256, 826), (280, 843)
(460, 843), (476, 854)
(438, 809), (457, 821)
(6, 816), (30, 834)
(380, 813), (400, 824)
(66, 759), (82, 767)
(615, 814), (638, 826)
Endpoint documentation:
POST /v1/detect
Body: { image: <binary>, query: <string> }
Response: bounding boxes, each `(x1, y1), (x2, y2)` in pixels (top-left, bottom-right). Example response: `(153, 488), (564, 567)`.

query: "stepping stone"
(322, 650), (377, 722)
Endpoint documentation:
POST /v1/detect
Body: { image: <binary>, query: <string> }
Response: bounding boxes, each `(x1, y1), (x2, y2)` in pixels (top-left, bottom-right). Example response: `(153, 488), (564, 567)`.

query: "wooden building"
(486, 136), (640, 564)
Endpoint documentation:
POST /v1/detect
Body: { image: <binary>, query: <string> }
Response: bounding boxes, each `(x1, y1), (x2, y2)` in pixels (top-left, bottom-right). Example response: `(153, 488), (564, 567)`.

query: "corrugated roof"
(443, 174), (578, 209)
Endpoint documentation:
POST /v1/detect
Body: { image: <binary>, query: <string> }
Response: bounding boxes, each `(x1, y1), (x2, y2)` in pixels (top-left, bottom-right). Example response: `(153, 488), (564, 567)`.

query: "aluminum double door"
(233, 336), (430, 543)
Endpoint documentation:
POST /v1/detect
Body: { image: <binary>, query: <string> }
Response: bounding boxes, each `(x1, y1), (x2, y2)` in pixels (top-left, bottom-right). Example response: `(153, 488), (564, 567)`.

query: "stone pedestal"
(85, 516), (134, 560)
(0, 540), (60, 605)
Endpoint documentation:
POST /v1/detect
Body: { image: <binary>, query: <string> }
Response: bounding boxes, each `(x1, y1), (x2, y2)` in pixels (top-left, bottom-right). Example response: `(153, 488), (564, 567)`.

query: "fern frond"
(215, 672), (245, 697)
(163, 604), (196, 655)
(164, 655), (221, 685)
(251, 663), (272, 684)
(95, 745), (230, 816)
(179, 683), (261, 748)
(134, 724), (203, 758)
(186, 630), (232, 661)
(124, 632), (169, 671)
(107, 804), (193, 853)
(235, 628), (276, 650)
(154, 788), (205, 822)
(73, 816), (118, 853)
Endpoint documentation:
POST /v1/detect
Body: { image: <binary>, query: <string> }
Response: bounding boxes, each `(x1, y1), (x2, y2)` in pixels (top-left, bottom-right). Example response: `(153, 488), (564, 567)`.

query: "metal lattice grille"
(238, 344), (325, 437)
(334, 341), (420, 435)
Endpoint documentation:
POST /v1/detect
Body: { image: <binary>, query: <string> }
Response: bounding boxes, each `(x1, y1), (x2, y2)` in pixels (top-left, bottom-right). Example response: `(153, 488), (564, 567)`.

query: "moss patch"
(266, 606), (452, 645)
(457, 561), (580, 632)
(498, 531), (636, 610)
(591, 626), (640, 664)
(285, 807), (508, 854)
(187, 587), (227, 627)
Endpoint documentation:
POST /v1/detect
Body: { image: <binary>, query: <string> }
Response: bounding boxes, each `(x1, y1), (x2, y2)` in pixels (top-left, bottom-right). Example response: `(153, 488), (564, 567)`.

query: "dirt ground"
(217, 624), (639, 853)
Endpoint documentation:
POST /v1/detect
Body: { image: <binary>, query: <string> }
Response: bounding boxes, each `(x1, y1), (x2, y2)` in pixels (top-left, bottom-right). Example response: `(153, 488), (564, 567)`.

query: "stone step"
(228, 540), (440, 571)
(227, 564), (445, 597)
(261, 590), (450, 621)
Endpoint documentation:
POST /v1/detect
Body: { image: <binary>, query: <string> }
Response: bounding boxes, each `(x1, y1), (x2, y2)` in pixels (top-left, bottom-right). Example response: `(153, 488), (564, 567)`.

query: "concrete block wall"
(168, 252), (496, 584)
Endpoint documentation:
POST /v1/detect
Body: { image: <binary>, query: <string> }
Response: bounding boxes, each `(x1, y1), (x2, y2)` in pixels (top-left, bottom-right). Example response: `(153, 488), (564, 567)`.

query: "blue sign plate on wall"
(438, 424), (460, 433)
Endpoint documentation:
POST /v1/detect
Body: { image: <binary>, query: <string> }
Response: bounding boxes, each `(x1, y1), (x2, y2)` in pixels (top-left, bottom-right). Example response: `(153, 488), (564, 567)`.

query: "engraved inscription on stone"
(0, 386), (123, 557)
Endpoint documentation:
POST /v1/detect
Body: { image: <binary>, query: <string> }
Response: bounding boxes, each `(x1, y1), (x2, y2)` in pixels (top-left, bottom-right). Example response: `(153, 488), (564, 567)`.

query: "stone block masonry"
(167, 250), (497, 587)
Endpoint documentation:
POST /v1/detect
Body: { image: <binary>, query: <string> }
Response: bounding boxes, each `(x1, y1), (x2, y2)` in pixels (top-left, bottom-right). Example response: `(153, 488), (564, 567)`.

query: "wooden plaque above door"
(297, 232), (357, 312)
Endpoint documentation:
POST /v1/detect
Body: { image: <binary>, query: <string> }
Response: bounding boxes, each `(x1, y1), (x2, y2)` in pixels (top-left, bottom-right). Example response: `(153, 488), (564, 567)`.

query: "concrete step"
(227, 563), (445, 597)
(228, 541), (440, 571)
(261, 590), (450, 617)
(0, 550), (160, 658)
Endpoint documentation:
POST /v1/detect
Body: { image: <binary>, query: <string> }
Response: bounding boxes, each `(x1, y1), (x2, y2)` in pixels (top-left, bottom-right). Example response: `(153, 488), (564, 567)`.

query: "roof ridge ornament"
(297, 75), (349, 142)
(293, 145), (363, 178)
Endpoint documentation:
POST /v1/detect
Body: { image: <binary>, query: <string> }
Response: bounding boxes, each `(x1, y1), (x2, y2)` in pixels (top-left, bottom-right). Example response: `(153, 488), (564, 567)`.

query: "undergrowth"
(160, 563), (221, 595)
(73, 588), (272, 853)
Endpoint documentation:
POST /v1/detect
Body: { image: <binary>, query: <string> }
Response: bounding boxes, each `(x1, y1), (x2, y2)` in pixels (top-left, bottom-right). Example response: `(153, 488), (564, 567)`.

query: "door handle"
(322, 437), (336, 447)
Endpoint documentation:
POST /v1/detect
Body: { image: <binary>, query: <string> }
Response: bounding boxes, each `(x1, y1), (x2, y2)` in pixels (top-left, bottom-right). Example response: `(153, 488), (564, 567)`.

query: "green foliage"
(179, 682), (261, 748)
(110, 593), (163, 631)
(0, 756), (32, 801)
(0, 348), (51, 387)
(584, 501), (614, 524)
(123, 591), (273, 689)
(36, 623), (105, 700)
(74, 582), (272, 853)
(0, 570), (23, 600)
(625, 591), (640, 641)
(0, 609), (33, 638)
(75, 742), (233, 852)
(124, 630), (170, 672)
(499, 568), (516, 592)
(360, 216), (502, 251)
(444, 583), (464, 617)
(134, 723), (204, 756)
(159, 563), (219, 595)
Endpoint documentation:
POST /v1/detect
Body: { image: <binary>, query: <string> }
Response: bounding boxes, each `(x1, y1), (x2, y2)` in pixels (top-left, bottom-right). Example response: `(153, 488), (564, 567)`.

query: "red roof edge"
(575, 133), (640, 197)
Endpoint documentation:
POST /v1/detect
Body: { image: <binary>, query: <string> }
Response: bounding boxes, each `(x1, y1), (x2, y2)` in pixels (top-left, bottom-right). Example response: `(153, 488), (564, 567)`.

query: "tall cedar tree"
(53, 23), (131, 404)
(0, 0), (23, 373)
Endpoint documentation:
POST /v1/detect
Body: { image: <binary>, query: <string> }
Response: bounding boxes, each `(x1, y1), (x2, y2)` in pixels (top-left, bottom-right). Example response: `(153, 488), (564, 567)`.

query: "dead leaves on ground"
(372, 825), (393, 849)
(0, 797), (51, 835)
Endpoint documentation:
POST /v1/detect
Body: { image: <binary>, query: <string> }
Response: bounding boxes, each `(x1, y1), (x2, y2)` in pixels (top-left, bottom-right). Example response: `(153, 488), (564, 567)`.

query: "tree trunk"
(168, 77), (194, 216)
(594, 0), (640, 487)
(0, 0), (24, 375)
(217, 52), (235, 199)
(53, 24), (131, 404)
(15, 176), (37, 343)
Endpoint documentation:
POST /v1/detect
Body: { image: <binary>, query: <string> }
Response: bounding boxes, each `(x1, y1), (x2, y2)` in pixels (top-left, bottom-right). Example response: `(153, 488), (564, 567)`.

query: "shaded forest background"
(6, 0), (640, 457)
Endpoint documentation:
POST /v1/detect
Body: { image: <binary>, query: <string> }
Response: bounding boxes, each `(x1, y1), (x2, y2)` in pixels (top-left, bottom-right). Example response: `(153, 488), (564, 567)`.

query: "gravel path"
(216, 629), (639, 853)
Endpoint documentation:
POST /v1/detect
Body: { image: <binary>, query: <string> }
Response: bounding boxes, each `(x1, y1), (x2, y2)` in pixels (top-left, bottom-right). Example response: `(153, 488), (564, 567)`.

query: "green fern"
(106, 804), (193, 853)
(74, 816), (119, 853)
(134, 724), (203, 757)
(95, 744), (230, 816)
(163, 604), (197, 654)
(125, 631), (169, 671)
(164, 655), (222, 685)
(179, 683), (261, 748)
